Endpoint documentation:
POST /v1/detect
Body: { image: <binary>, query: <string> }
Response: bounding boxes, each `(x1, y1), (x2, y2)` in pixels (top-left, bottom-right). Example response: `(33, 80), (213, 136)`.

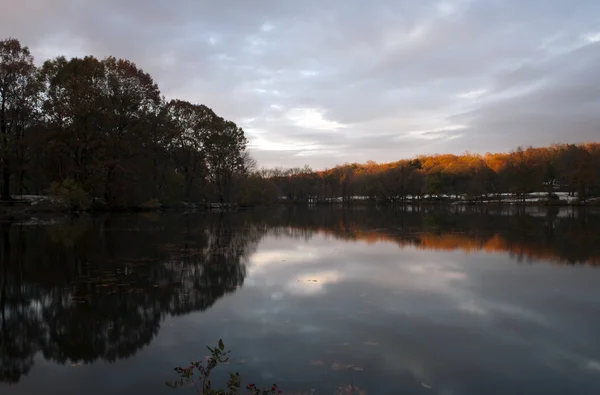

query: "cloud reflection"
(228, 222), (600, 393)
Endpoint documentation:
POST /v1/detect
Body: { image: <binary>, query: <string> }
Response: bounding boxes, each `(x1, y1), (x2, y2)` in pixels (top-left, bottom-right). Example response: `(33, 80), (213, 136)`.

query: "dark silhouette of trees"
(0, 38), (38, 200)
(37, 55), (164, 206)
(166, 100), (214, 201)
(0, 38), (251, 207)
(203, 119), (248, 203)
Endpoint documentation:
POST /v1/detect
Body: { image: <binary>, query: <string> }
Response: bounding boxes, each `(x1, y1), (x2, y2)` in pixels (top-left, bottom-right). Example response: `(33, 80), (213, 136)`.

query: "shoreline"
(277, 198), (600, 207)
(1, 196), (599, 220)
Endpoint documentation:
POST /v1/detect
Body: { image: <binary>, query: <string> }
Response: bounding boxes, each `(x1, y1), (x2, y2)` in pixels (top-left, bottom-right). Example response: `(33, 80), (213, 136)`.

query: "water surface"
(1, 207), (600, 394)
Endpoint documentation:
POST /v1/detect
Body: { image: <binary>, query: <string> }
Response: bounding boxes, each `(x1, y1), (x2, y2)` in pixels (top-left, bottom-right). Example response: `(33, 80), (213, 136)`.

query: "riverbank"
(279, 192), (600, 207)
(2, 192), (599, 221)
(0, 195), (240, 221)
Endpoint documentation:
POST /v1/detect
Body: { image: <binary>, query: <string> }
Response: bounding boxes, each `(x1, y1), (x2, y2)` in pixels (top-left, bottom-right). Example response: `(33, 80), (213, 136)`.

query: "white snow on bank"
(289, 192), (589, 204)
(12, 195), (52, 203)
(14, 195), (50, 200)
(479, 192), (579, 204)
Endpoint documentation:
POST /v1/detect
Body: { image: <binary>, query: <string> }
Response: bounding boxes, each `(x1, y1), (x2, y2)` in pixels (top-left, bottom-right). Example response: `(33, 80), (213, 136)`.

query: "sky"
(1, 0), (600, 169)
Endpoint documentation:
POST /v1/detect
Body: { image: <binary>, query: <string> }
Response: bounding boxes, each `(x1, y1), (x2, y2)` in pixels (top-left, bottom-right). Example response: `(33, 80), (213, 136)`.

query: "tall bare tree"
(0, 38), (37, 200)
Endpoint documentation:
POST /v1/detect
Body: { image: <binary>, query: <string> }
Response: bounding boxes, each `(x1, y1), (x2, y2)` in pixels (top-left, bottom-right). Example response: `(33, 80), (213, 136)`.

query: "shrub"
(48, 178), (91, 211)
(235, 176), (278, 207)
(139, 198), (163, 210)
(167, 339), (281, 395)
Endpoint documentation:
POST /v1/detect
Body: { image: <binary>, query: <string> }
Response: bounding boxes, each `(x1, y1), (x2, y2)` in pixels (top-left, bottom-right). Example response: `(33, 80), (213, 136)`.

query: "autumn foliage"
(259, 144), (600, 204)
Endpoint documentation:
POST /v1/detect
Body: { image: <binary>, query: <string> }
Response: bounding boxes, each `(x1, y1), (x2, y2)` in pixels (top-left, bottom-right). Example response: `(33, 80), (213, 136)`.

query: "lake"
(1, 206), (600, 395)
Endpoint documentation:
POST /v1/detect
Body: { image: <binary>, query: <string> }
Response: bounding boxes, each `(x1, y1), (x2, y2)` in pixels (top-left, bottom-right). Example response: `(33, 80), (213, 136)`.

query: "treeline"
(260, 144), (600, 204)
(0, 38), (253, 208)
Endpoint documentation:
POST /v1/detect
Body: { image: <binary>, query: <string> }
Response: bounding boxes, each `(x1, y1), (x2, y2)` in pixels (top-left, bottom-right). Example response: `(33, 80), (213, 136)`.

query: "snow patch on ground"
(12, 195), (53, 204)
(291, 192), (586, 204)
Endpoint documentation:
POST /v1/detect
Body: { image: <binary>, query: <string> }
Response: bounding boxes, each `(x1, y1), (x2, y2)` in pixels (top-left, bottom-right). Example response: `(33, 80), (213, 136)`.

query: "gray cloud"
(1, 0), (599, 168)
(452, 42), (600, 151)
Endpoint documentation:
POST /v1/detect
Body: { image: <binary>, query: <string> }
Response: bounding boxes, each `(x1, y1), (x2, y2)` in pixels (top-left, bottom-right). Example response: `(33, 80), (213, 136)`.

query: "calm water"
(1, 207), (600, 395)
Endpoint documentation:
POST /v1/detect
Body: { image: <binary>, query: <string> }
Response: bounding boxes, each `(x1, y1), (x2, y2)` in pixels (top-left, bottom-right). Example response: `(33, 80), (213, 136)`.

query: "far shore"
(1, 193), (599, 221)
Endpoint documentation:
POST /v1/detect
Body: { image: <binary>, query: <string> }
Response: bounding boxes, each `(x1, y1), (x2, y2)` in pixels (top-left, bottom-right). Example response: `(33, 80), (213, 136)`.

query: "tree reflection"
(263, 206), (600, 265)
(0, 222), (45, 383)
(1, 207), (599, 384)
(0, 213), (264, 383)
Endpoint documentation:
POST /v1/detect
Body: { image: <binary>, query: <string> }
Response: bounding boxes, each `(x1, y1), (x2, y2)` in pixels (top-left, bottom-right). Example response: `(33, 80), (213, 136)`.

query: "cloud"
(1, 0), (599, 168)
(584, 32), (600, 43)
(284, 108), (346, 131)
(457, 89), (487, 99)
(451, 42), (600, 151)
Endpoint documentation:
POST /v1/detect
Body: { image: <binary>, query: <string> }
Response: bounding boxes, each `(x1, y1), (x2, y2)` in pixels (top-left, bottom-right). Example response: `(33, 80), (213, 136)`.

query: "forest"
(0, 38), (250, 208)
(1, 37), (600, 209)
(263, 142), (600, 205)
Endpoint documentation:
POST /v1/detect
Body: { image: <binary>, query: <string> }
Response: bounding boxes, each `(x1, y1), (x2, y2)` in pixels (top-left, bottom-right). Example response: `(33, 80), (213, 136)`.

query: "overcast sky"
(1, 0), (599, 169)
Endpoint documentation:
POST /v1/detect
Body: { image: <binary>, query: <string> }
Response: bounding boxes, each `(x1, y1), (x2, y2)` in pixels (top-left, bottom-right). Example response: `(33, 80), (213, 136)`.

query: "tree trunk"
(184, 175), (193, 200)
(104, 166), (115, 205)
(1, 157), (10, 201)
(16, 169), (25, 196)
(0, 99), (10, 201)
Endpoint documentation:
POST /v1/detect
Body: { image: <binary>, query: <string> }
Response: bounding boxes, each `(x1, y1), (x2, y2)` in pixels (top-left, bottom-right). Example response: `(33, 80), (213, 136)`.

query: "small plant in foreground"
(166, 339), (282, 395)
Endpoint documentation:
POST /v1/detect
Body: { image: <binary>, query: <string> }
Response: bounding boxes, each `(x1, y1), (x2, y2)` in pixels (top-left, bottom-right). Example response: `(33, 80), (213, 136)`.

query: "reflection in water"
(0, 207), (599, 393)
(0, 213), (264, 383)
(264, 206), (600, 265)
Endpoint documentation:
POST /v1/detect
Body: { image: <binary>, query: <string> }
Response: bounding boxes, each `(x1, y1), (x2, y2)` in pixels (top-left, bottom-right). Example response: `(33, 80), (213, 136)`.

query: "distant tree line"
(259, 143), (600, 204)
(0, 38), (252, 208)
